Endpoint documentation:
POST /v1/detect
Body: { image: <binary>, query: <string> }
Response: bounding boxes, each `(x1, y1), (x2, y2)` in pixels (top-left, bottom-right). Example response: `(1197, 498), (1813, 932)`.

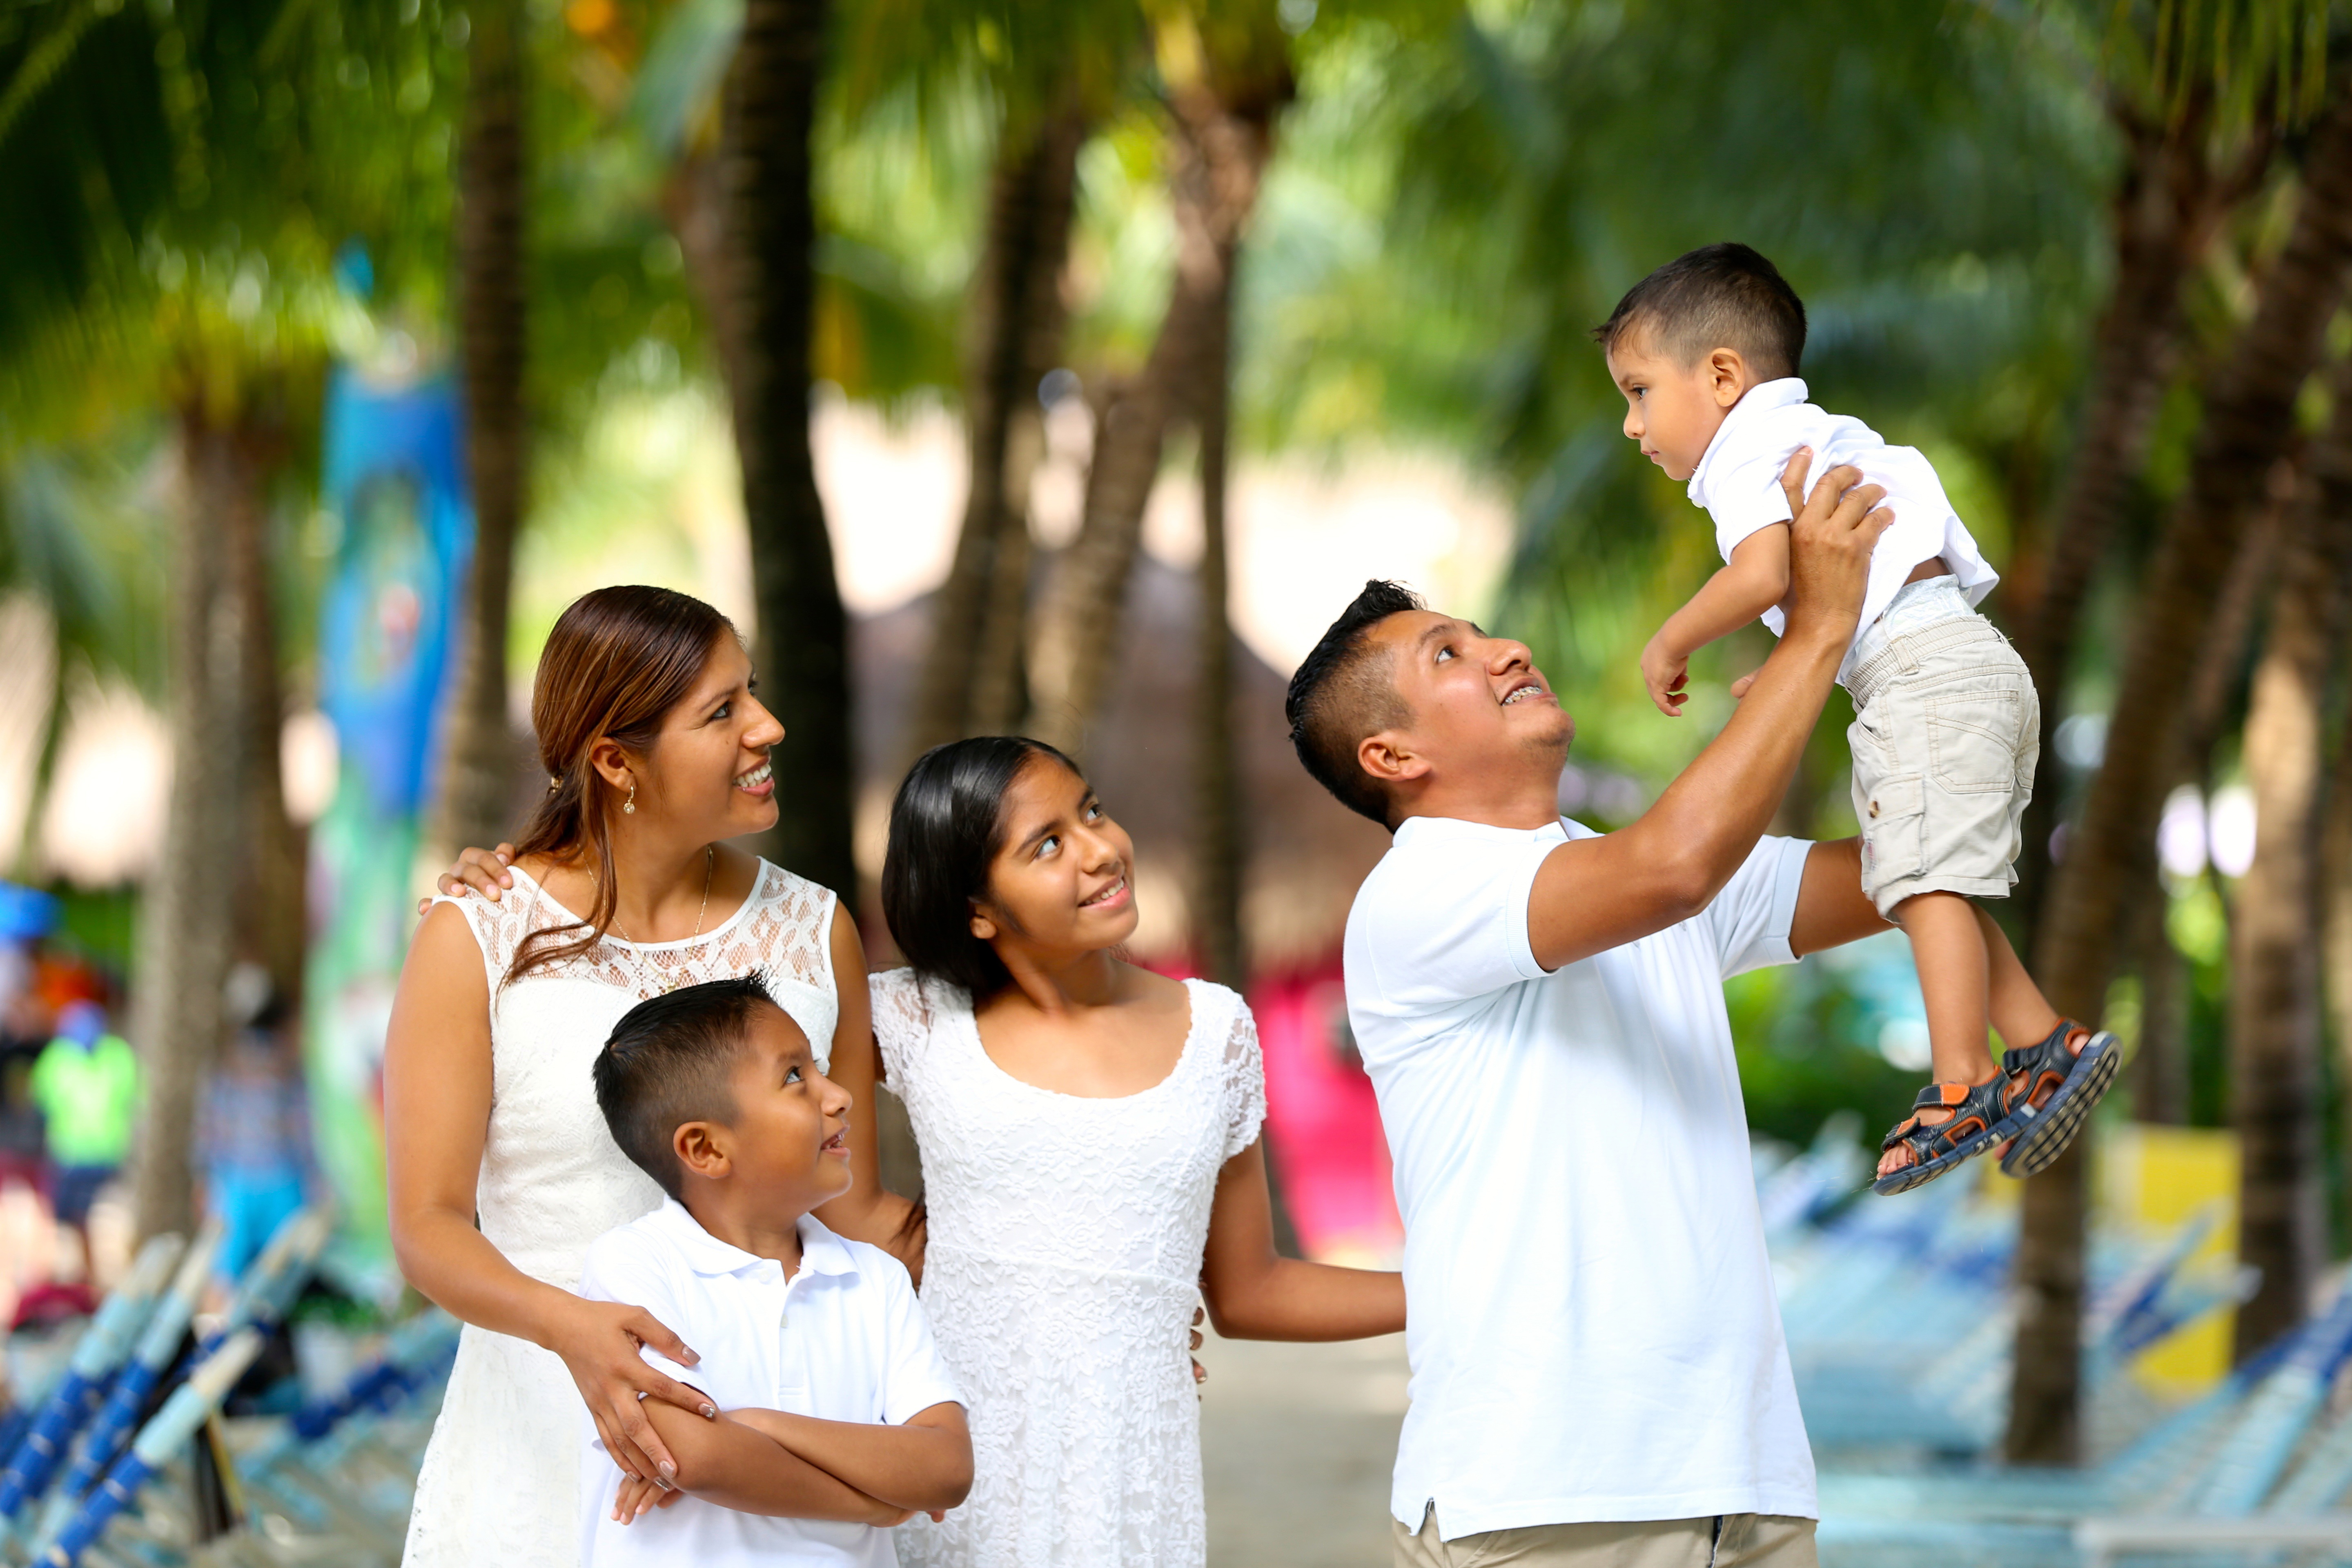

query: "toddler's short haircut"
(593, 973), (786, 1199)
(1286, 580), (1425, 826)
(1592, 243), (1806, 380)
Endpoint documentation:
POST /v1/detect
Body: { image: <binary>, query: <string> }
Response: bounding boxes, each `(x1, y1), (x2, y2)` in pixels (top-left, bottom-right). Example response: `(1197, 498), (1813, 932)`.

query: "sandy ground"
(1198, 1328), (1410, 1567)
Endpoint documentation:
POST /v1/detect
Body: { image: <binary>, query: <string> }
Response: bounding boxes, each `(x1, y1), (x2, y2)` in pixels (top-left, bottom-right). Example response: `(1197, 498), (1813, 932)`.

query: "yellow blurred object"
(2097, 1123), (2242, 1398)
(564, 0), (615, 37)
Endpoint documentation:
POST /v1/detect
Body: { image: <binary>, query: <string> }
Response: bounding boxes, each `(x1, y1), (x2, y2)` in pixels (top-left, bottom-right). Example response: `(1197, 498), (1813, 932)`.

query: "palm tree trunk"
(224, 430), (303, 1014)
(2010, 114), (2261, 952)
(2127, 875), (2187, 1124)
(724, 0), (854, 901)
(2126, 496), (2286, 1123)
(2229, 364), (2352, 1358)
(2006, 85), (2352, 1466)
(1024, 302), (1212, 760)
(1025, 69), (1285, 763)
(431, 0), (529, 862)
(2323, 697), (2352, 1189)
(1193, 249), (1242, 993)
(131, 410), (250, 1240)
(665, 146), (741, 401)
(907, 108), (1085, 759)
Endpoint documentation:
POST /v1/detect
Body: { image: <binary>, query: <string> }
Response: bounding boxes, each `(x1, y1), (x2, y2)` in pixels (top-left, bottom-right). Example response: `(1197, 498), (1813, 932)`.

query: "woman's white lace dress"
(402, 861), (840, 1568)
(871, 969), (1266, 1568)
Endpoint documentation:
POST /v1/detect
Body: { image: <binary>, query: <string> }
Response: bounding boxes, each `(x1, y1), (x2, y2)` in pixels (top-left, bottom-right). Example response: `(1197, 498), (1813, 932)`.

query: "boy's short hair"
(1592, 243), (1806, 380)
(593, 973), (786, 1199)
(1286, 580), (1424, 826)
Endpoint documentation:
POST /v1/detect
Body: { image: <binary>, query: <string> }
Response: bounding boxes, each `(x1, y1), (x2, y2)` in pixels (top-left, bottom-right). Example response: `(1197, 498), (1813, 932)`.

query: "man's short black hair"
(592, 973), (788, 1199)
(1286, 580), (1424, 826)
(1591, 243), (1806, 380)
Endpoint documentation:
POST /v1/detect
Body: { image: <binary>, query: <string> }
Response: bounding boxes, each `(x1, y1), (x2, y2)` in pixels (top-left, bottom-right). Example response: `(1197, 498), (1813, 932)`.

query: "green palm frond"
(2096, 0), (2336, 130)
(837, 0), (1144, 134)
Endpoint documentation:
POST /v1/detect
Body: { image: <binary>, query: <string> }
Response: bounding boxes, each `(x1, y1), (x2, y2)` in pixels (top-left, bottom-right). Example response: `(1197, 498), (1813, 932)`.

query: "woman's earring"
(622, 780), (637, 815)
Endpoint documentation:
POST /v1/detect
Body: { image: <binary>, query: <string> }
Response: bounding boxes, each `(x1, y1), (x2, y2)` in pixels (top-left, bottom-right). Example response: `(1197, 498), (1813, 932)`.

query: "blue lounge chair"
(36, 1328), (267, 1567)
(0, 1233), (191, 1526)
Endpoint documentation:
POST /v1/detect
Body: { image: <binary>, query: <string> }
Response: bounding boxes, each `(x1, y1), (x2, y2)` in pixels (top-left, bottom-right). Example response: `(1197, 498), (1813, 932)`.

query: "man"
(1284, 456), (1897, 1568)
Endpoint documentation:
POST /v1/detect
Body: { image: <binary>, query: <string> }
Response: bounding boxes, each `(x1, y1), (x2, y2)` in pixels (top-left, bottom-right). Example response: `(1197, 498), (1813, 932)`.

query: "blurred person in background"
(30, 1000), (138, 1274)
(197, 979), (317, 1292)
(0, 942), (51, 1201)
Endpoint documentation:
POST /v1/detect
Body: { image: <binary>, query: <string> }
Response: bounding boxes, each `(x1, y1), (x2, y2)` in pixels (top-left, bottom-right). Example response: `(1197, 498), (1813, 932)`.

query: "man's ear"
(1357, 731), (1431, 791)
(1707, 347), (1748, 407)
(673, 1119), (729, 1182)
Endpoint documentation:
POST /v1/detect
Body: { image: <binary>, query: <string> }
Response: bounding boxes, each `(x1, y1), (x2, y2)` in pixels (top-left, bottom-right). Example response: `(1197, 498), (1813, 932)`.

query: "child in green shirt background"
(30, 999), (139, 1270)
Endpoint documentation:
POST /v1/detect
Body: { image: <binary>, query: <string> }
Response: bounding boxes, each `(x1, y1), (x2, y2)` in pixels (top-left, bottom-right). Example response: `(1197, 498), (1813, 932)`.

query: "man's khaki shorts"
(1391, 1505), (1819, 1568)
(1844, 608), (2039, 919)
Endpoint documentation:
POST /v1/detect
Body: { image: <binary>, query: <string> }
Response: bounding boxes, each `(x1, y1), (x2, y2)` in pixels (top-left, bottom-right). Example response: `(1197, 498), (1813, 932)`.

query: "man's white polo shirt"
(1345, 815), (1817, 1539)
(577, 1200), (961, 1567)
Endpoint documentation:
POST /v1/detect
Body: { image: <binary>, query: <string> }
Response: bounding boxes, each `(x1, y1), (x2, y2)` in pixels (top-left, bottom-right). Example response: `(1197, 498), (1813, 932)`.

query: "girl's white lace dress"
(402, 860), (840, 1568)
(870, 969), (1266, 1568)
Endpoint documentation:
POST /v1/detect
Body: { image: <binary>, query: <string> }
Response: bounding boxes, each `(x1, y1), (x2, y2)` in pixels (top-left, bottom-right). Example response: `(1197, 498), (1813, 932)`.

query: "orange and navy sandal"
(1871, 1077), (2014, 1196)
(1996, 1020), (2120, 1179)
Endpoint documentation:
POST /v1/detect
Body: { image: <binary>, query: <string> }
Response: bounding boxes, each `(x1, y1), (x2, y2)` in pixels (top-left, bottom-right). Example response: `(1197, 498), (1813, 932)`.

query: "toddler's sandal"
(1872, 1077), (2015, 1196)
(1996, 1021), (2120, 1179)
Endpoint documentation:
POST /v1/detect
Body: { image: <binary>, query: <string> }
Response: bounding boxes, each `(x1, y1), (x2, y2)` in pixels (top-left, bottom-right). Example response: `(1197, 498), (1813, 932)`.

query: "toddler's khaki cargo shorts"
(1844, 601), (2039, 919)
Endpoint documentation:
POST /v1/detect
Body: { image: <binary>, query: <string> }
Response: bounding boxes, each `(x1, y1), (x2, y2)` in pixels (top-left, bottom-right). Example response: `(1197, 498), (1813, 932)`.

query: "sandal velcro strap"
(1998, 1022), (2122, 1180)
(1881, 1079), (2002, 1153)
(1999, 1019), (2091, 1120)
(1872, 1076), (2015, 1196)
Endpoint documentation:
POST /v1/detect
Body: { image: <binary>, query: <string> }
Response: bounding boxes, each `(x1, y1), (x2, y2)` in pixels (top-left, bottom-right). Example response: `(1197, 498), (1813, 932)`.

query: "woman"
(869, 736), (1402, 1567)
(385, 585), (915, 1567)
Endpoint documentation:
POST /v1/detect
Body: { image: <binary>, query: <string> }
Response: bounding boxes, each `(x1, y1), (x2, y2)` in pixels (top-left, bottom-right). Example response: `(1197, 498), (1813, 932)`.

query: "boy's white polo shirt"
(577, 1200), (961, 1567)
(1686, 375), (1997, 680)
(1345, 815), (1817, 1539)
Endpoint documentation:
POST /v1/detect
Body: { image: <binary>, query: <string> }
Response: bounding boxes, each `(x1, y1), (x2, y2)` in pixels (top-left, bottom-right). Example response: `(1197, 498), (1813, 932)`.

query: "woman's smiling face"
(630, 634), (787, 842)
(970, 757), (1139, 958)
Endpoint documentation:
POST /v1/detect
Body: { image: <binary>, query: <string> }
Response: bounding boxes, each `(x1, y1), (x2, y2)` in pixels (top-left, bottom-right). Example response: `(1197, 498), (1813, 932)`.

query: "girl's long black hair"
(880, 736), (1082, 997)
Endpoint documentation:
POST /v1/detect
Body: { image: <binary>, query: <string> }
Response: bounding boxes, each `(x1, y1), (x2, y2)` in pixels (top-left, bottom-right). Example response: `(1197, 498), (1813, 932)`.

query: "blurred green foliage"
(1727, 951), (1924, 1154)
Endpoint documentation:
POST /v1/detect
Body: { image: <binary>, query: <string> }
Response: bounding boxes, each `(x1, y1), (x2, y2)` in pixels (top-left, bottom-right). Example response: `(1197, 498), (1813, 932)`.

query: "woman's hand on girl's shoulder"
(417, 842), (517, 917)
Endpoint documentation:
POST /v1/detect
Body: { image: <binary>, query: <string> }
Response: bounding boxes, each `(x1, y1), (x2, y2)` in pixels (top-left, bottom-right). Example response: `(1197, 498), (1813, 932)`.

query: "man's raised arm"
(1526, 453), (1891, 971)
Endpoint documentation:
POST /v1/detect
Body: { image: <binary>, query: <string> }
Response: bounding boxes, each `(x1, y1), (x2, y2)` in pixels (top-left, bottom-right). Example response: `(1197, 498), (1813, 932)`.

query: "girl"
(386, 586), (916, 1567)
(866, 736), (1402, 1567)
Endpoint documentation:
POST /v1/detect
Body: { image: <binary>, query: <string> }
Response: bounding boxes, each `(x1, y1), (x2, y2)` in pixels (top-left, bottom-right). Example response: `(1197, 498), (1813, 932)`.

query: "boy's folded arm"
(635, 1393), (907, 1523)
(1660, 524), (1792, 657)
(728, 1402), (973, 1514)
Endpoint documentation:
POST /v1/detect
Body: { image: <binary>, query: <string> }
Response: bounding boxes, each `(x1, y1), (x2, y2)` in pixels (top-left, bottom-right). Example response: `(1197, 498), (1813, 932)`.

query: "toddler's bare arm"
(730, 1402), (972, 1516)
(1642, 525), (1792, 715)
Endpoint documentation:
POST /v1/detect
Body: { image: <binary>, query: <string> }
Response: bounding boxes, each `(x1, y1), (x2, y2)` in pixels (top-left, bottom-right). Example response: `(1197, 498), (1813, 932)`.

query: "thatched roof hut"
(851, 556), (1390, 976)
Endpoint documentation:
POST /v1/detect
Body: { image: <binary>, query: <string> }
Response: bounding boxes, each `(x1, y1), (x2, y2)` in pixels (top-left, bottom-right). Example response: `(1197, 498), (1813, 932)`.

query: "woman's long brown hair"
(503, 585), (737, 985)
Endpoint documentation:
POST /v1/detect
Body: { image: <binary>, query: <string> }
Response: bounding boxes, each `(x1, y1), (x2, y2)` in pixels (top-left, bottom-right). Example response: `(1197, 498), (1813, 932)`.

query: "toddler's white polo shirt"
(1685, 376), (1998, 681)
(577, 1200), (961, 1567)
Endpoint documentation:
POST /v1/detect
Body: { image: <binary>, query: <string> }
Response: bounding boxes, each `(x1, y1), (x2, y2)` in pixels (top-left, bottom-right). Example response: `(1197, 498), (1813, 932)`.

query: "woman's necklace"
(607, 845), (715, 946)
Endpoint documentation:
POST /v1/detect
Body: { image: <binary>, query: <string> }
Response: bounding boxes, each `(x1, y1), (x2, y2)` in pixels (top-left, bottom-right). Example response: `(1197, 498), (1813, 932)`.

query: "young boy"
(1597, 241), (2118, 1195)
(579, 975), (970, 1564)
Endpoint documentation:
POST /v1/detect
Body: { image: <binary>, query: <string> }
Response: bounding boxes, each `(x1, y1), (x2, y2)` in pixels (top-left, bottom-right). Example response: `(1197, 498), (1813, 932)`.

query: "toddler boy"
(1597, 242), (2117, 1194)
(579, 974), (969, 1564)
